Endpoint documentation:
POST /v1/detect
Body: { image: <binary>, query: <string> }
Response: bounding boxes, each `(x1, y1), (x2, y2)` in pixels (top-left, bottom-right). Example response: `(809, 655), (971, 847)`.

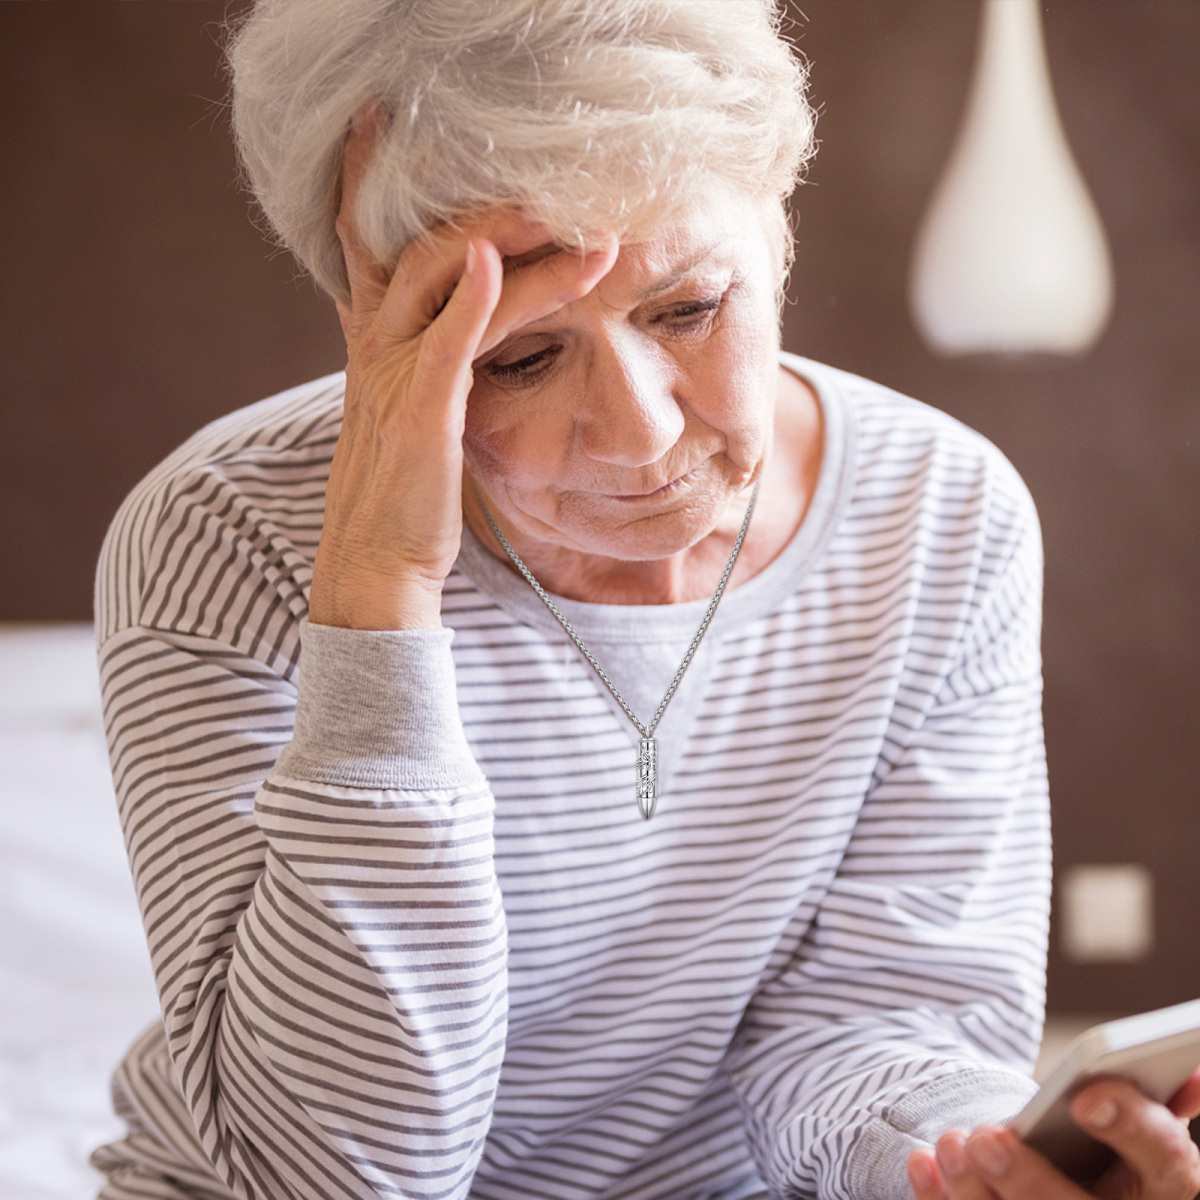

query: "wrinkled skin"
(310, 108), (819, 630)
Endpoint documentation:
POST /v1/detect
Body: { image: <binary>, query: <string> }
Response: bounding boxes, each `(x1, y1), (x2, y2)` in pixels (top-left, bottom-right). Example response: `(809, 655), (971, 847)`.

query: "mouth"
(606, 468), (698, 502)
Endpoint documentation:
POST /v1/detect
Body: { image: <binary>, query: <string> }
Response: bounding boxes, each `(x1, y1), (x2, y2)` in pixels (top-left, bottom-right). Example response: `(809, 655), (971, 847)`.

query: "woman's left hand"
(907, 1072), (1200, 1200)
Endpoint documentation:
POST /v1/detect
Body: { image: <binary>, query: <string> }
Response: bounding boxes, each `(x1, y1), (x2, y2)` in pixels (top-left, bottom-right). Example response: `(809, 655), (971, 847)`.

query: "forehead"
(603, 190), (766, 296)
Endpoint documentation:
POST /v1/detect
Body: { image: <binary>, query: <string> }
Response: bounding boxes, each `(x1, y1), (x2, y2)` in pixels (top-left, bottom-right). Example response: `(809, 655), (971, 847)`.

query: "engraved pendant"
(636, 737), (658, 820)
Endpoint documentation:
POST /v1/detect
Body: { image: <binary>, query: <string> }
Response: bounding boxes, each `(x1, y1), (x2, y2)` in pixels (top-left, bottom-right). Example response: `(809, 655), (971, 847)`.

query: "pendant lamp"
(909, 0), (1114, 357)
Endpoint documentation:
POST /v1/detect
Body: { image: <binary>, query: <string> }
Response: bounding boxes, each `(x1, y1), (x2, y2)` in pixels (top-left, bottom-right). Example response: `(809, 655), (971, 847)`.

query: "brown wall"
(784, 1), (1200, 1015)
(0, 1), (346, 620)
(2, 2), (1198, 1015)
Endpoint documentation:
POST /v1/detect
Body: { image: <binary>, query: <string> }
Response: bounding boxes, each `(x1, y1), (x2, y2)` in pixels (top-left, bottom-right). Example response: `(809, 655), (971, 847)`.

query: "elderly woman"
(92, 2), (1199, 1199)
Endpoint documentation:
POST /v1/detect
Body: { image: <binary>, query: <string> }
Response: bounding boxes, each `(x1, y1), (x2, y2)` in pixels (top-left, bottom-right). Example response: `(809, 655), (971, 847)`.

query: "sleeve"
(726, 476), (1051, 1200)
(98, 613), (509, 1200)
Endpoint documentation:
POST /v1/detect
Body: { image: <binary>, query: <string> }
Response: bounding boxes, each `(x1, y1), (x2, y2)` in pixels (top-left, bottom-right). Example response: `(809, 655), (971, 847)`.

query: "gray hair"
(228, 0), (816, 305)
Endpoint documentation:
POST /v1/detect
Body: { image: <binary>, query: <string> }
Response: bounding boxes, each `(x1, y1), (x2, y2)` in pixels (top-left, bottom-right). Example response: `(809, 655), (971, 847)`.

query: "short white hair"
(228, 0), (816, 305)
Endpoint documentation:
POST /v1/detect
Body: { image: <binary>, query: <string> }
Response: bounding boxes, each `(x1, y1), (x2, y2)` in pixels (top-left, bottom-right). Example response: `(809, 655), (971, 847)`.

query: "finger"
(1069, 1081), (1200, 1198)
(960, 1127), (1081, 1199)
(375, 211), (559, 344)
(936, 1130), (1000, 1200)
(336, 104), (394, 328)
(1169, 1069), (1200, 1122)
(908, 1148), (948, 1200)
(474, 235), (621, 358)
(410, 237), (505, 422)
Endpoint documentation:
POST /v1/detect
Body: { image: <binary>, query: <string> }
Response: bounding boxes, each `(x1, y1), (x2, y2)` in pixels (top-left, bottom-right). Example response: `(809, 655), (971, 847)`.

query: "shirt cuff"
(273, 620), (484, 791)
(844, 1067), (1039, 1200)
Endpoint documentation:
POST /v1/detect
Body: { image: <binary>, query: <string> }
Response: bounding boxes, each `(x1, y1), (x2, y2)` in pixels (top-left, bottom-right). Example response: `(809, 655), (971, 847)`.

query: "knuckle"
(1176, 1140), (1200, 1193)
(419, 318), (456, 360)
(1185, 1163), (1200, 1198)
(353, 327), (383, 362)
(1155, 1131), (1200, 1195)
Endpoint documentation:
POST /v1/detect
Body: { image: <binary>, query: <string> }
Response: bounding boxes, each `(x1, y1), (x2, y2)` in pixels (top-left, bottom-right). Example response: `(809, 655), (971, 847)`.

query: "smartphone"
(1009, 998), (1200, 1185)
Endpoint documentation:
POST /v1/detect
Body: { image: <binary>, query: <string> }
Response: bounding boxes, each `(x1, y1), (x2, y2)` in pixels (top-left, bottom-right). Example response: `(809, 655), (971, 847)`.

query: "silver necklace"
(473, 479), (760, 820)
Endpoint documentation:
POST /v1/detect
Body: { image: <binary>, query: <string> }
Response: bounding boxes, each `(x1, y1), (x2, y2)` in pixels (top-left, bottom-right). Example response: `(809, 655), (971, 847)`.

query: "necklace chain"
(472, 479), (760, 741)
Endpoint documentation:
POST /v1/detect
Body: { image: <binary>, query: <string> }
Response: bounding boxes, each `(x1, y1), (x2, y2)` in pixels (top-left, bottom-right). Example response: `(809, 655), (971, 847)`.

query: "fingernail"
(465, 242), (478, 277)
(908, 1154), (936, 1191)
(937, 1133), (969, 1178)
(967, 1131), (1012, 1178)
(1082, 1098), (1119, 1129)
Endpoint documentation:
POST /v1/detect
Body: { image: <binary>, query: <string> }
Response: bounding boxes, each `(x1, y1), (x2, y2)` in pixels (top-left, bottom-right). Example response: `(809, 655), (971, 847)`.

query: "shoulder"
(786, 357), (1043, 686)
(95, 373), (345, 649)
(792, 355), (1040, 564)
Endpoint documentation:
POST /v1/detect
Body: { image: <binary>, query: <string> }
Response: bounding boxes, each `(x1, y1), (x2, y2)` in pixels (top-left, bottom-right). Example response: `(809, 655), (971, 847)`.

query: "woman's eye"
(485, 344), (562, 385)
(662, 296), (723, 331)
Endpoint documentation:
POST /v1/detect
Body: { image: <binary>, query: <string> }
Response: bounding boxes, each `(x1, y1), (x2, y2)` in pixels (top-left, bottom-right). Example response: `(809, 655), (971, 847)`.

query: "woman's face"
(462, 188), (784, 565)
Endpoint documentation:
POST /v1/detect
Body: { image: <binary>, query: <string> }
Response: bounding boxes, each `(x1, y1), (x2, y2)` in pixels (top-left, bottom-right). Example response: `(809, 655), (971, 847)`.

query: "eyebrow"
(635, 240), (732, 301)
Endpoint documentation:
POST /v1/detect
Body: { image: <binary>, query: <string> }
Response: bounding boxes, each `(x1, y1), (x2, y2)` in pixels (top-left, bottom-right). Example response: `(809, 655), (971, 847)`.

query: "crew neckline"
(453, 353), (857, 644)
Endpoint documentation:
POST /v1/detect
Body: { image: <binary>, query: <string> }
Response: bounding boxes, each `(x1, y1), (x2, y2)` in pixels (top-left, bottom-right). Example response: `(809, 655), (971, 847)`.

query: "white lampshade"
(909, 0), (1114, 357)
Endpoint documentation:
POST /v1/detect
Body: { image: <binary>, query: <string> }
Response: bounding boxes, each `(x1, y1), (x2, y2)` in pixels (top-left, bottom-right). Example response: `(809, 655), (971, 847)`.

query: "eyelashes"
(666, 297), (723, 323)
(486, 344), (564, 385)
(483, 293), (727, 388)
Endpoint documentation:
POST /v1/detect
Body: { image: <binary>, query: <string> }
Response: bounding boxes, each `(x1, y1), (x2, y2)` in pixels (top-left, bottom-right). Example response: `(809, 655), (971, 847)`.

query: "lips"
(606, 468), (697, 501)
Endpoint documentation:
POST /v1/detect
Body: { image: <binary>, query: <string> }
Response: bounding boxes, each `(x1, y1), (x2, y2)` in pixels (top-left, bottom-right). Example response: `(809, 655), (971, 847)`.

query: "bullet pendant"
(637, 737), (658, 820)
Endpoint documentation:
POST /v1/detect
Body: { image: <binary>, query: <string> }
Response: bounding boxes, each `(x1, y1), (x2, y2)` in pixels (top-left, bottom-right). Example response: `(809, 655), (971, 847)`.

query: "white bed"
(0, 624), (159, 1200)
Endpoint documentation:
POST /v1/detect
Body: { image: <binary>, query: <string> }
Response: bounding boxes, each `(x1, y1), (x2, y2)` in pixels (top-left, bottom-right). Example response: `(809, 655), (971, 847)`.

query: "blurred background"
(0, 5), (1197, 1191)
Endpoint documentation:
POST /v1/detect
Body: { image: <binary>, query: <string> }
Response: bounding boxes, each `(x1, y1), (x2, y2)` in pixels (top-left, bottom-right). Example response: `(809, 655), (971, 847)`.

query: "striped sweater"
(92, 355), (1050, 1200)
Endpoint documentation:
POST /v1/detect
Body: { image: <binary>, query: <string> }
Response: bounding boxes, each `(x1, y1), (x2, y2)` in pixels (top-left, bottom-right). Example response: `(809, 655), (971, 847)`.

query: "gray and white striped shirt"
(92, 355), (1050, 1200)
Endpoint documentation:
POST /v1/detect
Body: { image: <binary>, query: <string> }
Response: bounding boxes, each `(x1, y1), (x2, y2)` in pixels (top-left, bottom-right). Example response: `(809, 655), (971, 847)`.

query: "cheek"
(691, 321), (778, 460)
(463, 390), (570, 491)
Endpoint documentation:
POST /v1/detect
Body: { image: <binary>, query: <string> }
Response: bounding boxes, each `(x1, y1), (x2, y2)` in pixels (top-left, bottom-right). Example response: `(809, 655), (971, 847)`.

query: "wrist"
(308, 572), (445, 631)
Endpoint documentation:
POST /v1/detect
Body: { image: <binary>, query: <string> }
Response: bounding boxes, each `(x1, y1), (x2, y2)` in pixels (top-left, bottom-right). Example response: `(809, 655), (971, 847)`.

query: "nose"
(576, 333), (686, 468)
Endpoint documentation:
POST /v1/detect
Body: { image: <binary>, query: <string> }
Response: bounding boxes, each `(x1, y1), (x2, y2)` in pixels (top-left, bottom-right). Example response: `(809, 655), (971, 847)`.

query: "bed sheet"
(0, 624), (160, 1200)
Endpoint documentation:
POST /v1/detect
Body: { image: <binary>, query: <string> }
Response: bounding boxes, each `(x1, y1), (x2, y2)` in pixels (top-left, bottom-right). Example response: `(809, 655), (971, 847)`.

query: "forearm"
(730, 542), (1051, 1198)
(106, 621), (507, 1199)
(736, 1016), (1039, 1200)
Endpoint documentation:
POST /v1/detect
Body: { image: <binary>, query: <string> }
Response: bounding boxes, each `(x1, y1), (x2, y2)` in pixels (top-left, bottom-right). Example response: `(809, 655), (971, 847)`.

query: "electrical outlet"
(1059, 863), (1154, 963)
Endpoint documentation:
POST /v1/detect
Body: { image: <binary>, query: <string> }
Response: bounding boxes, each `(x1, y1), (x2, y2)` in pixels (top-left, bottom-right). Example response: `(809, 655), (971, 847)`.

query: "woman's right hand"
(309, 108), (618, 631)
